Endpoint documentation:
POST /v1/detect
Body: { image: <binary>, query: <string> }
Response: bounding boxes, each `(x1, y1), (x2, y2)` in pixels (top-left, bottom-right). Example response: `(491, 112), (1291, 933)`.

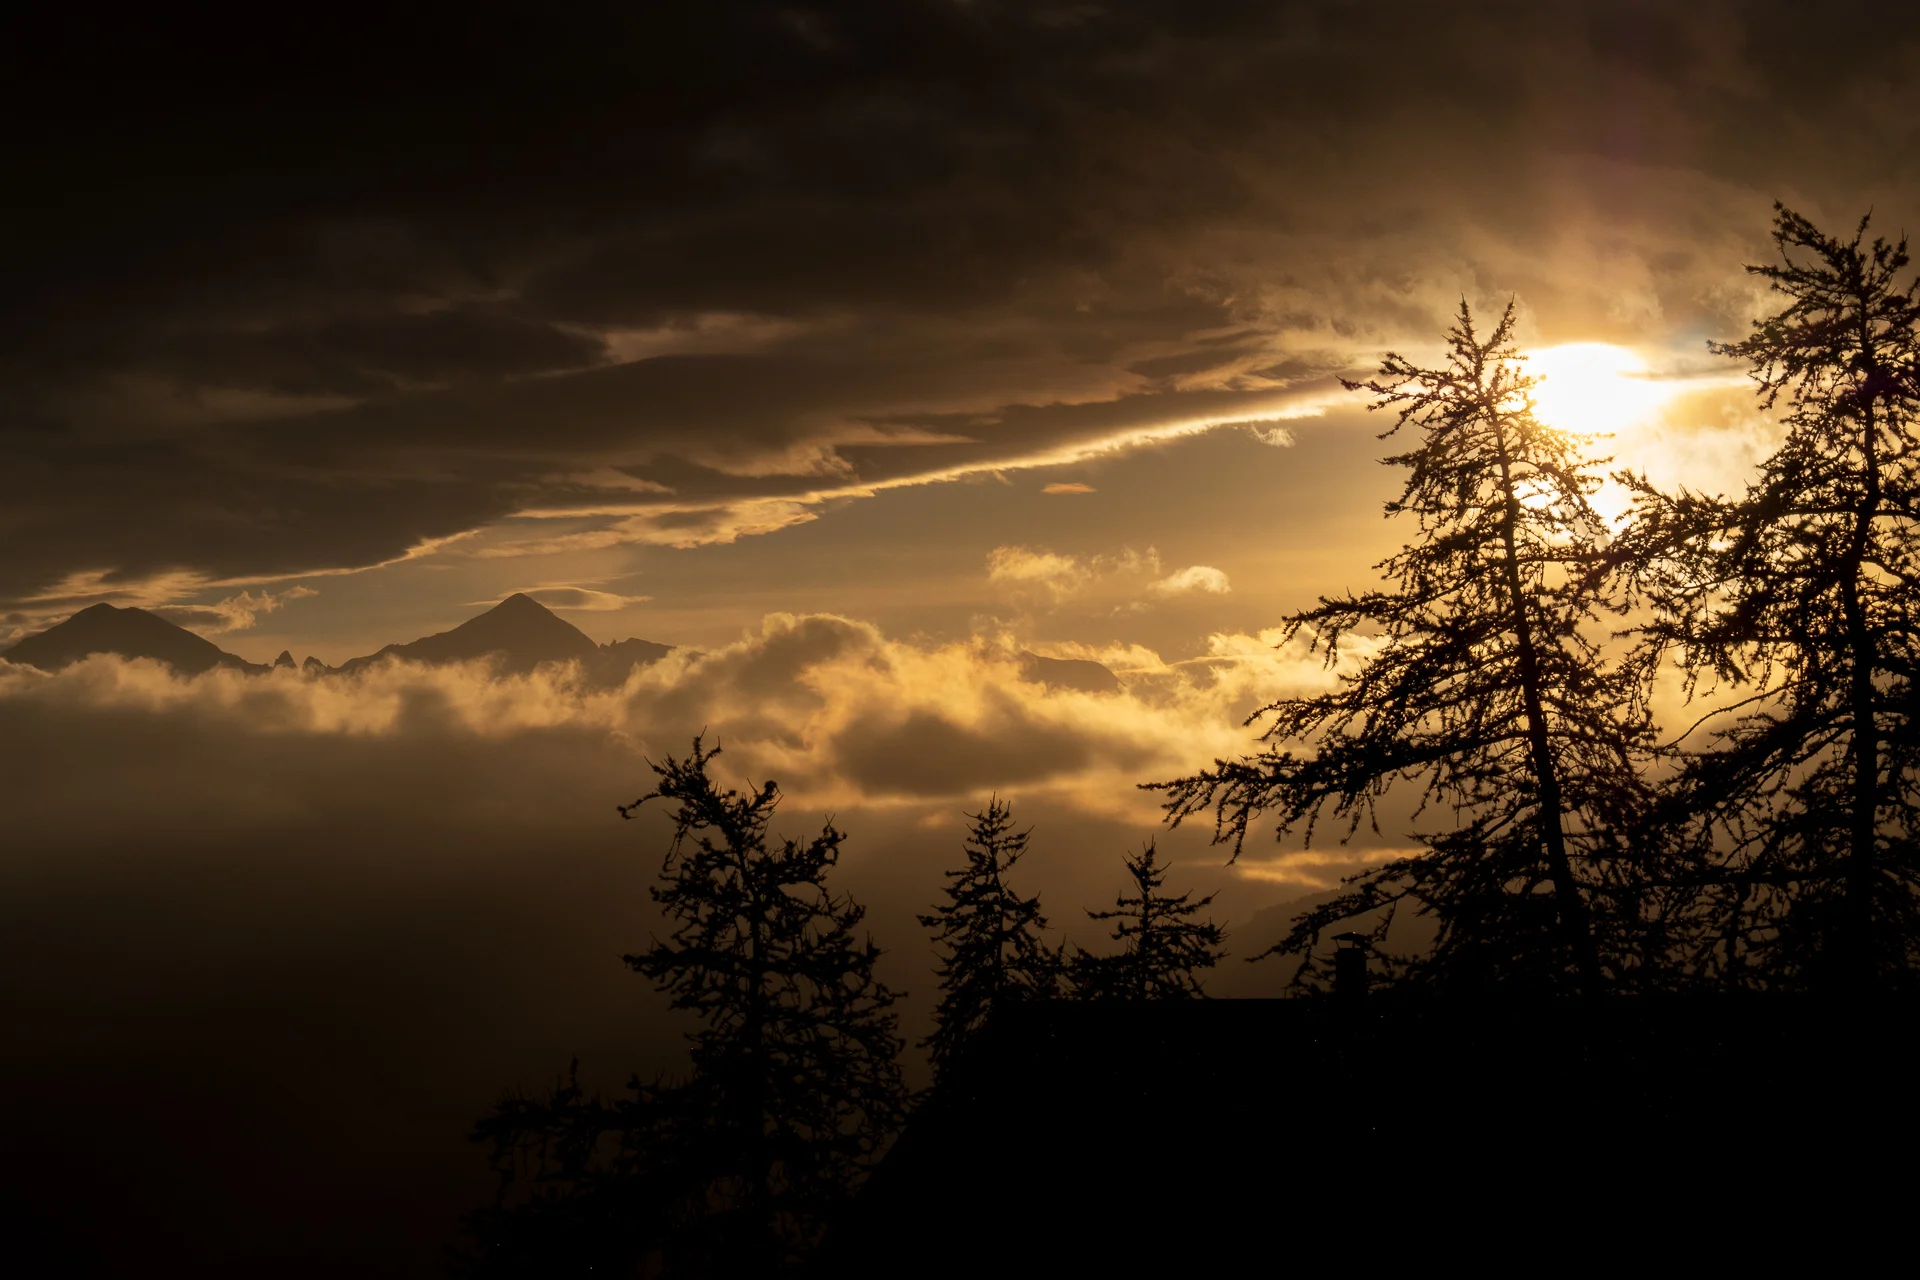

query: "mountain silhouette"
(334, 593), (670, 684)
(1, 604), (265, 675)
(594, 636), (675, 682)
(1017, 651), (1121, 695)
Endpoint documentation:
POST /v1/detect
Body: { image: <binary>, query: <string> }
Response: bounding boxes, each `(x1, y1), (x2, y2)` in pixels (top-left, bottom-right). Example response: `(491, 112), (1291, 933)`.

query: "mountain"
(2, 594), (670, 684)
(1, 603), (265, 675)
(335, 593), (671, 684)
(594, 636), (674, 681)
(1018, 651), (1121, 695)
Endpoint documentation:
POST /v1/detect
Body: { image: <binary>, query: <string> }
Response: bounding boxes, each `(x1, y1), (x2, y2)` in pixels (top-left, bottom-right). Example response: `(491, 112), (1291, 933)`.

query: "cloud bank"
(987, 545), (1231, 612)
(1, 612), (1342, 823)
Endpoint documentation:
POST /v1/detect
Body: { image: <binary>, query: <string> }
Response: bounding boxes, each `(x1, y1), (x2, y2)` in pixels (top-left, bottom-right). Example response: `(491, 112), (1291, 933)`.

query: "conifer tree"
(919, 797), (1060, 1076)
(1150, 302), (1652, 995)
(466, 739), (908, 1275)
(621, 738), (908, 1270)
(1070, 842), (1226, 999)
(1619, 206), (1920, 989)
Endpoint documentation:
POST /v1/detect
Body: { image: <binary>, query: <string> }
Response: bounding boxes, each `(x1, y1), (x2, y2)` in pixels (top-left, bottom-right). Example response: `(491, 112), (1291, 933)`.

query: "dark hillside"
(828, 996), (1910, 1271)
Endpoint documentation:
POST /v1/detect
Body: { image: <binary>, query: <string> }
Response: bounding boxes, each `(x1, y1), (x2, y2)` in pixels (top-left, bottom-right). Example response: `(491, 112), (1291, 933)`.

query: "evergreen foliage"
(466, 739), (907, 1275)
(1619, 205), (1920, 990)
(464, 1065), (688, 1276)
(1149, 302), (1653, 995)
(919, 798), (1060, 1075)
(1070, 842), (1226, 999)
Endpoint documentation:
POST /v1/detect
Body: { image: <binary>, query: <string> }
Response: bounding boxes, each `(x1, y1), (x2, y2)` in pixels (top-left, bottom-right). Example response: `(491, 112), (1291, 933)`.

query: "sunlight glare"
(1526, 343), (1674, 438)
(1523, 343), (1706, 527)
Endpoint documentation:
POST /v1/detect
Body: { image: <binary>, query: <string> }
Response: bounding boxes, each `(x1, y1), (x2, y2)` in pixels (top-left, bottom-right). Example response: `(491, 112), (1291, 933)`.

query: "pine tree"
(620, 738), (909, 1271)
(1149, 302), (1653, 996)
(465, 739), (908, 1276)
(1070, 842), (1226, 999)
(918, 797), (1061, 1076)
(1619, 205), (1920, 990)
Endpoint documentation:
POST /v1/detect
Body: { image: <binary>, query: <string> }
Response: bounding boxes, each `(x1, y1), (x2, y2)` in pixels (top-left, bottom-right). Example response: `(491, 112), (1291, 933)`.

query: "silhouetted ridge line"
(334, 593), (670, 684)
(1, 603), (264, 675)
(3, 593), (673, 684)
(1016, 651), (1120, 694)
(336, 592), (595, 675)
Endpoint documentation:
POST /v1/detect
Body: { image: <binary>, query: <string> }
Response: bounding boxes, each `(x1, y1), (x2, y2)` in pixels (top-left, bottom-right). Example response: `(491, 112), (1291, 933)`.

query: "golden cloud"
(0, 612), (1367, 846)
(1148, 565), (1231, 597)
(986, 546), (1231, 609)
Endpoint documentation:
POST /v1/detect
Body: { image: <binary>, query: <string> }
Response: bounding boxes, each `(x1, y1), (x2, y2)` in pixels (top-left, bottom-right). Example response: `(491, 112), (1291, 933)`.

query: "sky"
(5, 2), (1919, 1271)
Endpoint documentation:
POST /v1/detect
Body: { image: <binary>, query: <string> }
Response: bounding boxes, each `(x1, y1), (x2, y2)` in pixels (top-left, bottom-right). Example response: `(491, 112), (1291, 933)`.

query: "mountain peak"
(336, 592), (598, 675)
(1018, 651), (1121, 695)
(2, 603), (263, 675)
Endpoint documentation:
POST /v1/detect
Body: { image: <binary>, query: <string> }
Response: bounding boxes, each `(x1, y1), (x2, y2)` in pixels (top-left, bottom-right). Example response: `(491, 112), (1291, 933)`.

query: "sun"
(1525, 343), (1675, 438)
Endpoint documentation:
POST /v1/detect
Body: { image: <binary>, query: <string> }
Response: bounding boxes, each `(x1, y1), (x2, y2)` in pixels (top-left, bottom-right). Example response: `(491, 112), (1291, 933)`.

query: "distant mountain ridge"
(3, 594), (672, 686)
(332, 594), (671, 684)
(0, 603), (266, 675)
(1017, 651), (1121, 695)
(3, 597), (1126, 694)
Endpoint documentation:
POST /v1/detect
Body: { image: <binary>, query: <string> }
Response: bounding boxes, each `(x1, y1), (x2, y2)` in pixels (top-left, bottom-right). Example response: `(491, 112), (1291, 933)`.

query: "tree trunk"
(741, 859), (775, 1263)
(1838, 394), (1882, 988)
(1493, 424), (1603, 997)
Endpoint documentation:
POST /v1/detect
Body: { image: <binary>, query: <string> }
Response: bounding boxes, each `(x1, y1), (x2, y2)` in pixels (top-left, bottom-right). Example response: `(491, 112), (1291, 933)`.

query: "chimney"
(1333, 932), (1368, 1001)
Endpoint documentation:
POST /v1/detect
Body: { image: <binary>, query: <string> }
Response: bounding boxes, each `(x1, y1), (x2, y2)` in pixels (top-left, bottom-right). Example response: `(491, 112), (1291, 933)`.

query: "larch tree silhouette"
(1149, 302), (1652, 996)
(919, 797), (1061, 1076)
(1070, 842), (1226, 999)
(466, 738), (908, 1276)
(1618, 206), (1920, 991)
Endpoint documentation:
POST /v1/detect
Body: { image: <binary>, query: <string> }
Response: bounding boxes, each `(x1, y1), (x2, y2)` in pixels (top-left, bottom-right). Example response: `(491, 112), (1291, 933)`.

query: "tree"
(464, 1065), (690, 1276)
(466, 739), (908, 1276)
(918, 797), (1061, 1076)
(1070, 842), (1226, 999)
(1619, 205), (1920, 990)
(622, 739), (908, 1270)
(1149, 302), (1653, 996)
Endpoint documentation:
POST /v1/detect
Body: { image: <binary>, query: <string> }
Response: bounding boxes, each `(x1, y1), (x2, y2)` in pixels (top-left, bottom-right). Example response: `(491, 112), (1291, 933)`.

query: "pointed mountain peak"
(491, 592), (549, 614)
(273, 650), (296, 669)
(335, 592), (598, 675)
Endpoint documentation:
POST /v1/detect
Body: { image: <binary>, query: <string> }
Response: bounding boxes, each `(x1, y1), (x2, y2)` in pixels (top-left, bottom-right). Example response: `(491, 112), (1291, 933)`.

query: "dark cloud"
(5, 1), (1918, 606)
(150, 307), (612, 397)
(837, 703), (1102, 796)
